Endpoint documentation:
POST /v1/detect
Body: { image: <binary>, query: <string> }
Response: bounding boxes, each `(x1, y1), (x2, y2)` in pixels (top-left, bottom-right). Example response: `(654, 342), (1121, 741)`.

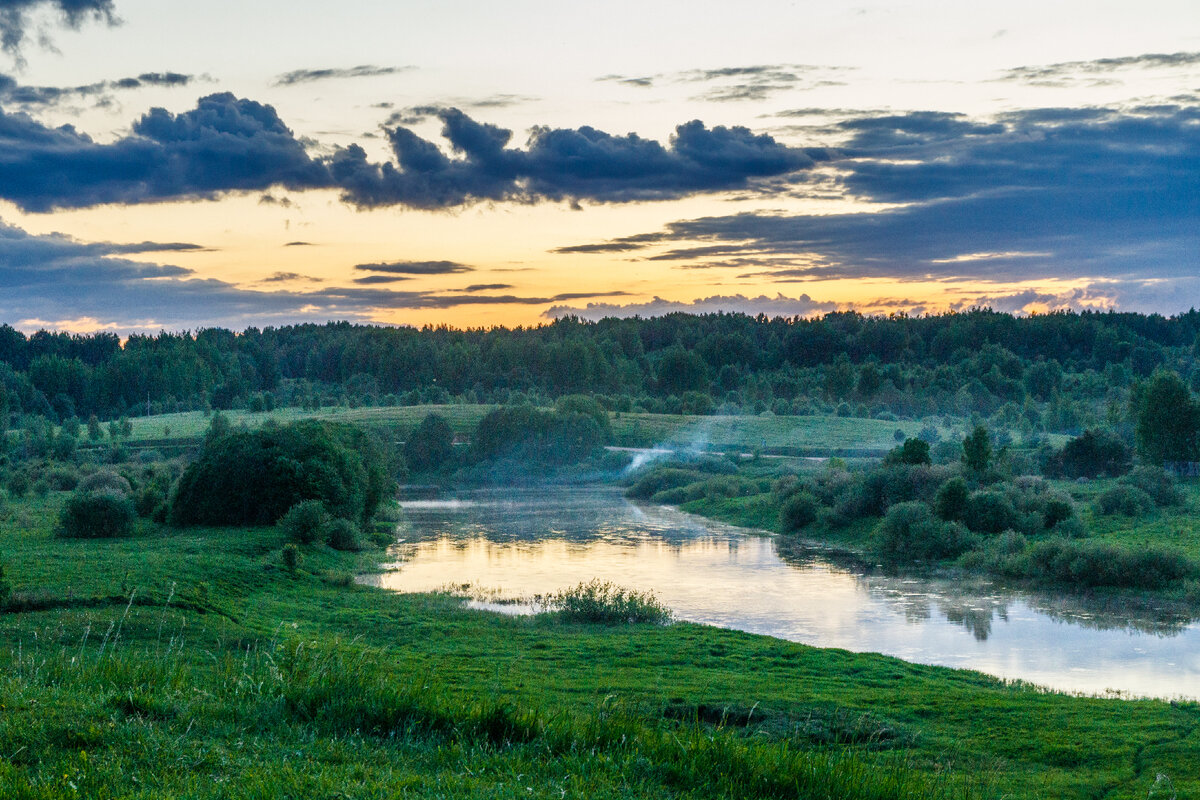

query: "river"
(359, 485), (1200, 699)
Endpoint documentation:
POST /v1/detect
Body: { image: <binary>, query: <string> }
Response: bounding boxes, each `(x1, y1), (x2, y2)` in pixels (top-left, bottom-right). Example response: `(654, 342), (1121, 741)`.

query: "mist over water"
(361, 485), (1200, 699)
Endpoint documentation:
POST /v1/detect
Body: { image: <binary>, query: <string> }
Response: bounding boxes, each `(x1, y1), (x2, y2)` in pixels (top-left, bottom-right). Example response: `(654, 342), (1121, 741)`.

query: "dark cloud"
(259, 272), (323, 283)
(600, 64), (850, 102)
(544, 293), (838, 321)
(0, 69), (192, 108)
(0, 0), (115, 60)
(333, 107), (818, 209)
(0, 218), (636, 332)
(352, 274), (411, 285)
(283, 241), (312, 247)
(460, 283), (512, 292)
(0, 92), (330, 212)
(552, 102), (1200, 309)
(354, 260), (472, 275)
(273, 65), (411, 86)
(999, 51), (1200, 86)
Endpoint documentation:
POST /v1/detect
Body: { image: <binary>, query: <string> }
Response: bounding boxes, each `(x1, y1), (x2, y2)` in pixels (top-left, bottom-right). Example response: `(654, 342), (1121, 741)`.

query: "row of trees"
(2, 309), (1199, 424)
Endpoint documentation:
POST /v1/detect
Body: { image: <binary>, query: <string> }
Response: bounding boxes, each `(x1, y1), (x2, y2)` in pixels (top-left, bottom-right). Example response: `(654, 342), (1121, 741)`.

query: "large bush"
(875, 501), (976, 562)
(59, 490), (136, 538)
(1095, 484), (1155, 517)
(1045, 429), (1131, 479)
(169, 420), (392, 528)
(1025, 539), (1195, 589)
(403, 413), (454, 473)
(472, 405), (606, 465)
(779, 491), (819, 532)
(1120, 466), (1183, 507)
(962, 491), (1017, 534)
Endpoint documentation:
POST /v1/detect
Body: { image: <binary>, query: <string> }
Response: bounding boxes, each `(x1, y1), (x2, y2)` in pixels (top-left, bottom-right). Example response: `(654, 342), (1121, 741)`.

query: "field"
(0, 489), (1198, 798)
(113, 404), (1000, 459)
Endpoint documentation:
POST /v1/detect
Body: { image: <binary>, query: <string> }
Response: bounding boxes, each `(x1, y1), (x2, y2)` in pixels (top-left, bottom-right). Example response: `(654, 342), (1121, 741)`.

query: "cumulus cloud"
(0, 0), (115, 60)
(0, 92), (330, 212)
(331, 107), (818, 209)
(273, 64), (411, 86)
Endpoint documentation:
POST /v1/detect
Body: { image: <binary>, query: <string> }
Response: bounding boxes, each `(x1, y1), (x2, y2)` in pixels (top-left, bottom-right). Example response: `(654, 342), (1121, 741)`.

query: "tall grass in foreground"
(0, 630), (969, 799)
(543, 579), (673, 625)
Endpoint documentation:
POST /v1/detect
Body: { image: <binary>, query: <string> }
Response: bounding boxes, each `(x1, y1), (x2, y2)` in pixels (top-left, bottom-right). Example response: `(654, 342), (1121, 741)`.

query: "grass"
(103, 403), (992, 459)
(0, 486), (1199, 796)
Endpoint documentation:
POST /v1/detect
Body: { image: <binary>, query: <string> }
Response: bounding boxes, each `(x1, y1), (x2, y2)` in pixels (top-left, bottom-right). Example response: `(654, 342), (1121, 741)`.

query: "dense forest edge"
(2, 309), (1200, 797)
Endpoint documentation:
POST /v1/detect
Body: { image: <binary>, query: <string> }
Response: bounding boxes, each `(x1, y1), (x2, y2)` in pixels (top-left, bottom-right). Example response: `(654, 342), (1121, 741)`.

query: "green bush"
(78, 470), (133, 496)
(1095, 484), (1155, 516)
(58, 490), (136, 538)
(626, 468), (706, 500)
(1045, 429), (1131, 479)
(169, 420), (392, 528)
(404, 413), (454, 473)
(472, 405), (606, 465)
(279, 500), (331, 545)
(875, 501), (976, 562)
(1120, 466), (1183, 507)
(325, 518), (362, 552)
(1025, 538), (1195, 589)
(934, 476), (969, 521)
(544, 580), (671, 625)
(780, 492), (819, 532)
(962, 491), (1017, 534)
(45, 466), (79, 491)
(885, 438), (931, 466)
(281, 543), (302, 574)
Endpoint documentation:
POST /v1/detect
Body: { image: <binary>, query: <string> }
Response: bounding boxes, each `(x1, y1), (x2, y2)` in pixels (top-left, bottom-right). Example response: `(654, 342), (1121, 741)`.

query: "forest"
(3, 308), (1200, 435)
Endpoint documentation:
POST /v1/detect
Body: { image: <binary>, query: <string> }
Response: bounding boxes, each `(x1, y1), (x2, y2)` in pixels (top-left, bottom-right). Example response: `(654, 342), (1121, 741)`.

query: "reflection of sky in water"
(361, 487), (1200, 699)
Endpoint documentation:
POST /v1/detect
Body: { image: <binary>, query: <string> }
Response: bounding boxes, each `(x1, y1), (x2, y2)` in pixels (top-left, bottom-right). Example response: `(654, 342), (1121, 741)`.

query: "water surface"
(361, 486), (1200, 699)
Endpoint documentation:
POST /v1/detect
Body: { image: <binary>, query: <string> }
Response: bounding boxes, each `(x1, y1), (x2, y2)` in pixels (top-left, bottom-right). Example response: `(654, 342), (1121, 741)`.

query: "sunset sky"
(1, 0), (1198, 333)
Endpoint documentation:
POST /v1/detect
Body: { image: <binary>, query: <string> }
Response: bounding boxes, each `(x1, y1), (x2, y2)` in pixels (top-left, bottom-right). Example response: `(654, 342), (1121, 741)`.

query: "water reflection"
(361, 486), (1200, 699)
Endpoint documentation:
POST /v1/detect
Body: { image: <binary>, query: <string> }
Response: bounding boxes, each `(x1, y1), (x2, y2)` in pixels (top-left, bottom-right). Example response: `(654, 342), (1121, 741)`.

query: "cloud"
(0, 70), (192, 108)
(332, 107), (818, 209)
(998, 51), (1200, 86)
(544, 292), (839, 321)
(273, 64), (411, 86)
(0, 217), (638, 332)
(258, 272), (323, 283)
(352, 274), (410, 285)
(0, 0), (116, 61)
(283, 241), (312, 247)
(354, 260), (472, 275)
(460, 283), (513, 292)
(0, 92), (331, 212)
(600, 64), (851, 102)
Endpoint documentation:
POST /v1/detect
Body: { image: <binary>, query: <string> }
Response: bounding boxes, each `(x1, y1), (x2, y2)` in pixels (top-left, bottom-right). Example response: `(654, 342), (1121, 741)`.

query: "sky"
(0, 0), (1198, 334)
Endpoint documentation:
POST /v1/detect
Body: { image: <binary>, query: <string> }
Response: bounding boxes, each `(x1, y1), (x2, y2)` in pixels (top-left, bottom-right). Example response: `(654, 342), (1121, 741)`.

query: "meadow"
(0, 483), (1198, 798)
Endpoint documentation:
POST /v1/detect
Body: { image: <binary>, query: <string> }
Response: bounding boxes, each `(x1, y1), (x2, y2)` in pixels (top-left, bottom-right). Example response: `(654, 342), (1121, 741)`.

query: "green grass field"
(0, 489), (1199, 797)
(113, 404), (986, 459)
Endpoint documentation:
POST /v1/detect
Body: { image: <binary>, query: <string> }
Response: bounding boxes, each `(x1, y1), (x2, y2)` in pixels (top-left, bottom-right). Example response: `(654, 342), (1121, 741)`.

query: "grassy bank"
(0, 490), (1198, 797)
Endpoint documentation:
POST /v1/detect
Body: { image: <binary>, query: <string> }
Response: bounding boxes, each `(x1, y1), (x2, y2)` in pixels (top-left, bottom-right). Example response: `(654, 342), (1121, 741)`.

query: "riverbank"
(1, 489), (1199, 797)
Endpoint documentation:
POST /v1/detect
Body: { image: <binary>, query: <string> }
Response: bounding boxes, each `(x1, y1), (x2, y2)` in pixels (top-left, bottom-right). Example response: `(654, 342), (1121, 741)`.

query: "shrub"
(934, 476), (969, 521)
(1120, 466), (1183, 507)
(1045, 429), (1131, 479)
(169, 420), (392, 528)
(472, 405), (606, 465)
(281, 544), (302, 574)
(404, 413), (454, 473)
(962, 491), (1017, 534)
(1042, 496), (1075, 529)
(45, 466), (79, 491)
(325, 518), (362, 552)
(875, 501), (976, 562)
(544, 580), (671, 625)
(1095, 484), (1155, 517)
(779, 492), (819, 532)
(58, 490), (136, 538)
(279, 501), (331, 545)
(1025, 538), (1195, 588)
(885, 438), (931, 466)
(78, 470), (132, 496)
(7, 472), (29, 498)
(626, 468), (706, 500)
